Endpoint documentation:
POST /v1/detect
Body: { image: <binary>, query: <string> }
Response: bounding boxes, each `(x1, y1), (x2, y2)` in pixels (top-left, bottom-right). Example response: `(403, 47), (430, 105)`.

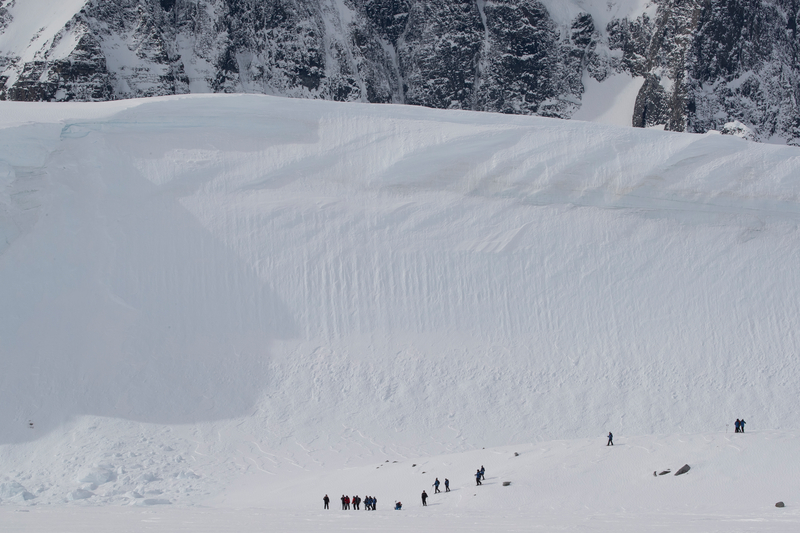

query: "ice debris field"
(1, 94), (800, 531)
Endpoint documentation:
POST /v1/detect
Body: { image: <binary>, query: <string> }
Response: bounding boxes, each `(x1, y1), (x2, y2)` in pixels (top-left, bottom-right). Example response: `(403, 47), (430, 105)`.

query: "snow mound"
(66, 488), (94, 501)
(76, 466), (116, 486)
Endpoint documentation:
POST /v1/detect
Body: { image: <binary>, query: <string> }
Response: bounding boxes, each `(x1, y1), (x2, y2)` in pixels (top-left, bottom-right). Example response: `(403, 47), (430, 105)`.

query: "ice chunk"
(67, 488), (94, 500)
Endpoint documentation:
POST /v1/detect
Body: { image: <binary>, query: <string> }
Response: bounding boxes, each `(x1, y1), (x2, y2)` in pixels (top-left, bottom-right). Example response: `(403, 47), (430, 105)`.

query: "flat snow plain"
(1, 94), (799, 531)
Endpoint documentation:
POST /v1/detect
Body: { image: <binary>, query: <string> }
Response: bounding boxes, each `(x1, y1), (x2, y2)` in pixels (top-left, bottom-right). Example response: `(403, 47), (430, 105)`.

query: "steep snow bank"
(1, 94), (799, 511)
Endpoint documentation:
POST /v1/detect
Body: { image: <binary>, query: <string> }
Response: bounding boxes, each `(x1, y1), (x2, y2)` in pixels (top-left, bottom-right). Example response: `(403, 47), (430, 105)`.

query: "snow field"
(1, 94), (800, 531)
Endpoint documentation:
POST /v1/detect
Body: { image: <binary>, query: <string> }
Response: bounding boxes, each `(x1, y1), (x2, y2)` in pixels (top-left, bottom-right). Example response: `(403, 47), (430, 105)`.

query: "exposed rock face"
(1, 0), (798, 144)
(629, 0), (800, 144)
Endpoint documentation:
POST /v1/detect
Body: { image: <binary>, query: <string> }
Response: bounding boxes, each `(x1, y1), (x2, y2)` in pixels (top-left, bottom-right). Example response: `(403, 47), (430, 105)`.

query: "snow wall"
(1, 94), (799, 456)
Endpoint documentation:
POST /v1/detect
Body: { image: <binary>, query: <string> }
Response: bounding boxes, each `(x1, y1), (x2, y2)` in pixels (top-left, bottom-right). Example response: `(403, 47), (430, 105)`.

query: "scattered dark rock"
(659, 470), (671, 475)
(502, 481), (511, 486)
(674, 464), (691, 476)
(412, 464), (416, 467)
(514, 452), (519, 457)
(776, 501), (785, 508)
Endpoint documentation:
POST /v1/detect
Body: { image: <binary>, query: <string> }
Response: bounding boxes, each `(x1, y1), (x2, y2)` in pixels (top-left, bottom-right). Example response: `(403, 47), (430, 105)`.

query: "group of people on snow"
(325, 494), (377, 510)
(475, 465), (485, 485)
(734, 419), (747, 433)
(324, 467), (484, 511)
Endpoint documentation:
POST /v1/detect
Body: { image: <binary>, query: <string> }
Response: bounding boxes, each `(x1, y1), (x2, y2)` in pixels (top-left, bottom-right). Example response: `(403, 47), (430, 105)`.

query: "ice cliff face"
(1, 0), (798, 144)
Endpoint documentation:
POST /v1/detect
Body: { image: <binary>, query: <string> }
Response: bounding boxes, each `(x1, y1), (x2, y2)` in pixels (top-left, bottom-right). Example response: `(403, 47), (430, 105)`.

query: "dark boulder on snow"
(776, 501), (785, 508)
(502, 481), (511, 486)
(674, 464), (690, 476)
(658, 470), (671, 475)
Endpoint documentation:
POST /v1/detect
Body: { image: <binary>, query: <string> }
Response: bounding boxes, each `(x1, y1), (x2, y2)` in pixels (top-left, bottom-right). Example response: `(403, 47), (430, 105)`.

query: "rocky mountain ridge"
(1, 0), (798, 144)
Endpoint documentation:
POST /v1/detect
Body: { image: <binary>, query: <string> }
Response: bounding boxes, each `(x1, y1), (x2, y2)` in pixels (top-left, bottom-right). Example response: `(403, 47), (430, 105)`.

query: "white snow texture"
(1, 94), (799, 531)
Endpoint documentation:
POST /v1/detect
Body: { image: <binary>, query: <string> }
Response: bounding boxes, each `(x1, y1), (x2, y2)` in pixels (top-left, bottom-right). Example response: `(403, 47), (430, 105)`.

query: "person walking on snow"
(607, 432), (614, 446)
(480, 466), (485, 480)
(433, 478), (441, 493)
(341, 495), (346, 510)
(421, 490), (428, 506)
(323, 494), (329, 509)
(735, 419), (741, 433)
(739, 419), (746, 433)
(475, 469), (482, 485)
(445, 478), (450, 492)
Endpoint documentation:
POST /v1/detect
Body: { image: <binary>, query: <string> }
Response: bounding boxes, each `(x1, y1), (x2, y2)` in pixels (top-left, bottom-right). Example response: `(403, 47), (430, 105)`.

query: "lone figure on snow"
(607, 432), (614, 446)
(323, 494), (329, 509)
(444, 478), (450, 492)
(421, 490), (428, 506)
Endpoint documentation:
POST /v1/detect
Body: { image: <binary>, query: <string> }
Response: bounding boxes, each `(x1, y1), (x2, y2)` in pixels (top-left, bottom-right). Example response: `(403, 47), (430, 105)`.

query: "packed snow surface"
(1, 94), (800, 531)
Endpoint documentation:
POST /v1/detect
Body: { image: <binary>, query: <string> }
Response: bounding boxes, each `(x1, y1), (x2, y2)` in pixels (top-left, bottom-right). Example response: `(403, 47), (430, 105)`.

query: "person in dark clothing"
(323, 494), (330, 509)
(395, 501), (402, 510)
(740, 419), (746, 433)
(421, 490), (428, 506)
(353, 495), (360, 510)
(372, 496), (377, 510)
(341, 495), (346, 510)
(433, 478), (440, 493)
(607, 432), (613, 446)
(345, 495), (351, 510)
(735, 419), (741, 433)
(444, 478), (450, 492)
(480, 466), (485, 480)
(475, 469), (482, 485)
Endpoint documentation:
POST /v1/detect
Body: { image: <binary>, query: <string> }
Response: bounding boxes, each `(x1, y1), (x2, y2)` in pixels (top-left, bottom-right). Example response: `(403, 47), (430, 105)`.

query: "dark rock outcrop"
(674, 464), (691, 476)
(1, 0), (798, 144)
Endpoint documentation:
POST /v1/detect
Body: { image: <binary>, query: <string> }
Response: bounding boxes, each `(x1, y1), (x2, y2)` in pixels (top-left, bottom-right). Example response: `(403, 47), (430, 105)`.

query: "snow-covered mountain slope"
(1, 1), (798, 144)
(1, 94), (800, 517)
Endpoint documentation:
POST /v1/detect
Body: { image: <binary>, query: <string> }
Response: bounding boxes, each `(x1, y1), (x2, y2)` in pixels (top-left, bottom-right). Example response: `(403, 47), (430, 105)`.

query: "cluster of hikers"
(322, 494), (378, 510)
(734, 419), (747, 433)
(475, 465), (485, 485)
(324, 466), (488, 511)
